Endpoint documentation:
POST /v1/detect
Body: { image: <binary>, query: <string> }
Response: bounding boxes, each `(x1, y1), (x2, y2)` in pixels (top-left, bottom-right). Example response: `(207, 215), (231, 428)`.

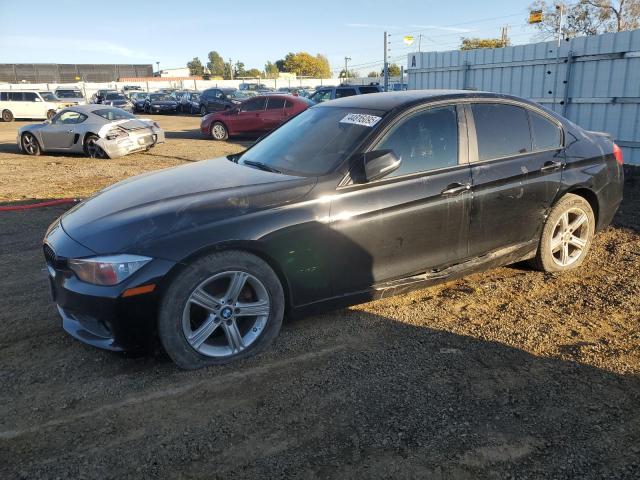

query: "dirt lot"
(1, 116), (639, 479)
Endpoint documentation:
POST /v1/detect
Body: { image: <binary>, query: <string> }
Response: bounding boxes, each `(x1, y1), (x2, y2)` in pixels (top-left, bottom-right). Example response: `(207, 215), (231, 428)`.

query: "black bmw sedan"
(43, 90), (624, 369)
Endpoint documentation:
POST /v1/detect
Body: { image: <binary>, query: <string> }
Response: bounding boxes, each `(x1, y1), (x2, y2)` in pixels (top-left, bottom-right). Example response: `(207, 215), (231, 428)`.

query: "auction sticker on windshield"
(339, 113), (382, 127)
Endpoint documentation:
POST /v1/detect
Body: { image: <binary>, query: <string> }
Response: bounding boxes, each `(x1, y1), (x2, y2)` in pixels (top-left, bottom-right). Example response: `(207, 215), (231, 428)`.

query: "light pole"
(344, 56), (351, 84)
(156, 61), (160, 76)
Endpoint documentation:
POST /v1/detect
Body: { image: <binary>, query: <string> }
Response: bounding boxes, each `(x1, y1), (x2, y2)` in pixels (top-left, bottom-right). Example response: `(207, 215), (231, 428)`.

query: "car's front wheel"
(532, 193), (595, 272)
(200, 105), (207, 116)
(210, 122), (228, 141)
(158, 250), (285, 369)
(21, 132), (41, 155)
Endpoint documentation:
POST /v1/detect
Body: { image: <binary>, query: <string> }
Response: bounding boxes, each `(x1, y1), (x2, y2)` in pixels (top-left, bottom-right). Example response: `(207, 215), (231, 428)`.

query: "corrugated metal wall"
(406, 30), (640, 164)
(0, 64), (153, 83)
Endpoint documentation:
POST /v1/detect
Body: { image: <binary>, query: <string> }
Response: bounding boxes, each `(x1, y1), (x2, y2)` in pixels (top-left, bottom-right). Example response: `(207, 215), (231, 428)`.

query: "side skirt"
(289, 240), (538, 318)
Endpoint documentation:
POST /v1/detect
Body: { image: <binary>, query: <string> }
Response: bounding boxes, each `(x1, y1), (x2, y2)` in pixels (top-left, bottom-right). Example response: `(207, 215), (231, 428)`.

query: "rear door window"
(335, 88), (357, 99)
(528, 111), (562, 150)
(9, 92), (23, 101)
(471, 103), (532, 161)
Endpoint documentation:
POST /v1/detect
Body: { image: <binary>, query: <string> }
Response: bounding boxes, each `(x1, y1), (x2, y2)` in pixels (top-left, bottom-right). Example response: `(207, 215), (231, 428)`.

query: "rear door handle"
(540, 161), (564, 172)
(441, 183), (471, 196)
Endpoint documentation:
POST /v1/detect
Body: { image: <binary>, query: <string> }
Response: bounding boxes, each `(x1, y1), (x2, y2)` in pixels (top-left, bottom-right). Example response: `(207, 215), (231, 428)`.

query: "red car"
(200, 95), (312, 140)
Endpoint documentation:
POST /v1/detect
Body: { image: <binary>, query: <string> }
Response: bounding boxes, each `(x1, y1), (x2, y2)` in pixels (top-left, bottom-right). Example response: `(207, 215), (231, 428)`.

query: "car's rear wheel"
(2, 109), (14, 122)
(21, 132), (41, 155)
(532, 194), (595, 272)
(158, 250), (285, 369)
(47, 109), (56, 120)
(83, 134), (108, 159)
(210, 122), (228, 141)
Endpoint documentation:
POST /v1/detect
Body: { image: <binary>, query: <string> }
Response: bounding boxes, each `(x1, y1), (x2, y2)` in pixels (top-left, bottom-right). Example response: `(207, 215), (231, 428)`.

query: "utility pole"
(156, 61), (160, 77)
(501, 25), (509, 47)
(383, 31), (389, 92)
(418, 34), (423, 53)
(229, 58), (233, 80)
(556, 3), (565, 46)
(344, 56), (351, 84)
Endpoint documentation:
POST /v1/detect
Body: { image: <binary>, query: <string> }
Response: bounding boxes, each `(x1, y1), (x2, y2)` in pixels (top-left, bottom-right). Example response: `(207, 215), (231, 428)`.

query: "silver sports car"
(17, 105), (165, 159)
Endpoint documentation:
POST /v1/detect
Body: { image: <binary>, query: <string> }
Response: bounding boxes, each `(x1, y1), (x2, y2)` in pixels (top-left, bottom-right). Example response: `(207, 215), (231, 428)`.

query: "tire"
(46, 110), (56, 120)
(531, 193), (595, 272)
(158, 250), (285, 369)
(83, 134), (108, 159)
(200, 105), (207, 116)
(2, 109), (14, 122)
(210, 122), (229, 141)
(21, 132), (41, 155)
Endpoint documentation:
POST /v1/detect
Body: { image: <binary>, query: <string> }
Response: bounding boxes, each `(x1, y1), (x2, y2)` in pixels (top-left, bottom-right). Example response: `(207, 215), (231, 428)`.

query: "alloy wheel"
(85, 138), (106, 159)
(182, 271), (271, 358)
(22, 134), (38, 155)
(211, 123), (227, 140)
(550, 207), (589, 267)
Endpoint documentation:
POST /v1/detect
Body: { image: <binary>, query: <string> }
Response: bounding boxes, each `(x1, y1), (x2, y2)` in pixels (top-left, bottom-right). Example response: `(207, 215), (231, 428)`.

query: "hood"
(60, 157), (316, 254)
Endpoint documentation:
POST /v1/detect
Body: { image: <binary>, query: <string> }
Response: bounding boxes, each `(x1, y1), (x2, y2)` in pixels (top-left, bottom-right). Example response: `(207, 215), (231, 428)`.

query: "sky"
(0, 0), (542, 76)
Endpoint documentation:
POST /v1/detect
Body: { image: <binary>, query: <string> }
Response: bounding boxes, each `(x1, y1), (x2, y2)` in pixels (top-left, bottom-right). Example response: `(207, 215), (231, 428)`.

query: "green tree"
(264, 61), (280, 78)
(223, 61), (233, 80)
(186, 57), (204, 76)
(381, 64), (401, 76)
(460, 37), (509, 50)
(275, 59), (286, 72)
(528, 1), (640, 39)
(282, 52), (331, 78)
(234, 61), (247, 78)
(207, 51), (225, 77)
(245, 68), (262, 78)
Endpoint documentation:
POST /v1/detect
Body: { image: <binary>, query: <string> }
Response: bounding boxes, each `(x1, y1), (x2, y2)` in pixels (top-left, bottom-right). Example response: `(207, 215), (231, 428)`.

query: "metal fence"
(406, 29), (640, 164)
(0, 64), (153, 83)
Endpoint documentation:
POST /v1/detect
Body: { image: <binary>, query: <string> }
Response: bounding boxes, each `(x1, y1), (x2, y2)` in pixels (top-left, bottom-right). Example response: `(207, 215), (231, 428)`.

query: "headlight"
(69, 254), (151, 285)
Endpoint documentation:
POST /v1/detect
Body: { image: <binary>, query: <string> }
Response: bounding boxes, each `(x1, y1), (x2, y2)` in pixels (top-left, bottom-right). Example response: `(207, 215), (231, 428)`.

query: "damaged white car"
(17, 105), (165, 159)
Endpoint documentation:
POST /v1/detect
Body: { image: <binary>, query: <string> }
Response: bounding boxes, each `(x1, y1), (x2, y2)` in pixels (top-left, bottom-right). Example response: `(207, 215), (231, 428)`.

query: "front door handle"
(441, 183), (471, 196)
(540, 161), (564, 172)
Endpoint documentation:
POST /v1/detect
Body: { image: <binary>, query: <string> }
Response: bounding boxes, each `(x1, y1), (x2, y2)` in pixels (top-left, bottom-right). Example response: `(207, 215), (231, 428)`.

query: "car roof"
(314, 89), (531, 112)
(64, 105), (119, 114)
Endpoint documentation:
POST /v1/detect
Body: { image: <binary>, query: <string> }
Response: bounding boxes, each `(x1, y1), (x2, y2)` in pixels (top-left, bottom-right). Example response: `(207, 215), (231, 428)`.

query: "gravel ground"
(0, 115), (639, 478)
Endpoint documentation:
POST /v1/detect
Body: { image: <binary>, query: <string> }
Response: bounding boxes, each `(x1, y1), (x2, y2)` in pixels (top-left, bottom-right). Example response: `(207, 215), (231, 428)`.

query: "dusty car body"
(42, 90), (623, 369)
(17, 105), (165, 158)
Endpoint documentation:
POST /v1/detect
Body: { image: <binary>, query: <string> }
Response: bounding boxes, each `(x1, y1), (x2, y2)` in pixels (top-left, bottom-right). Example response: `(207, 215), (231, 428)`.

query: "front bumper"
(44, 220), (176, 351)
(97, 127), (165, 158)
(149, 105), (177, 113)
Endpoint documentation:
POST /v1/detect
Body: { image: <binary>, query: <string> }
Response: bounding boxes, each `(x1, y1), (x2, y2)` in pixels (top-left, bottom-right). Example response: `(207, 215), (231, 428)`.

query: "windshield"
(150, 94), (171, 101)
(239, 107), (384, 176)
(56, 90), (82, 98)
(105, 93), (126, 100)
(92, 108), (136, 121)
(40, 92), (58, 101)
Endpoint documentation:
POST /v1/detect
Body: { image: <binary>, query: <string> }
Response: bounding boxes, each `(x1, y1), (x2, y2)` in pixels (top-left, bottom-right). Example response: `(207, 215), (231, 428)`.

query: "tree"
(186, 57), (204, 76)
(234, 61), (247, 78)
(264, 61), (280, 78)
(381, 63), (401, 76)
(528, 1), (640, 39)
(275, 59), (286, 72)
(338, 69), (358, 79)
(460, 37), (509, 50)
(223, 62), (233, 80)
(282, 52), (331, 78)
(367, 71), (380, 78)
(207, 51), (225, 78)
(245, 68), (262, 78)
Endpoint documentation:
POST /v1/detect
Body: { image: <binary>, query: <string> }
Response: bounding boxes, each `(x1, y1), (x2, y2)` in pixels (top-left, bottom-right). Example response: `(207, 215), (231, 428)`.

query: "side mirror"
(353, 150), (401, 183)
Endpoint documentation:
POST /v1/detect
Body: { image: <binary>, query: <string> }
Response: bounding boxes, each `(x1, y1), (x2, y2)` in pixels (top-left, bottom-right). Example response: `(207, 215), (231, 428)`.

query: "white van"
(0, 91), (74, 122)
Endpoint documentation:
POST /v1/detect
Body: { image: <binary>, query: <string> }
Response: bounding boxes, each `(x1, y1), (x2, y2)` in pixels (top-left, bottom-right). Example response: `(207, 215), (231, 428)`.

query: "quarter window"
(377, 105), (459, 177)
(529, 111), (562, 150)
(472, 103), (531, 161)
(0, 92), (7, 101)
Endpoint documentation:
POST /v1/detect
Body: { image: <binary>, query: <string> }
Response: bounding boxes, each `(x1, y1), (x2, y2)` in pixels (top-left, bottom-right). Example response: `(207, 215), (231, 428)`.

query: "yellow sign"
(529, 10), (543, 23)
(75, 76), (81, 80)
(403, 35), (414, 46)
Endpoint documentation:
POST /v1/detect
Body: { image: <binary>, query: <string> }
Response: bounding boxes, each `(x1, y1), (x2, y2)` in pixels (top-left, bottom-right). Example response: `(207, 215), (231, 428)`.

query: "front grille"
(43, 243), (56, 266)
